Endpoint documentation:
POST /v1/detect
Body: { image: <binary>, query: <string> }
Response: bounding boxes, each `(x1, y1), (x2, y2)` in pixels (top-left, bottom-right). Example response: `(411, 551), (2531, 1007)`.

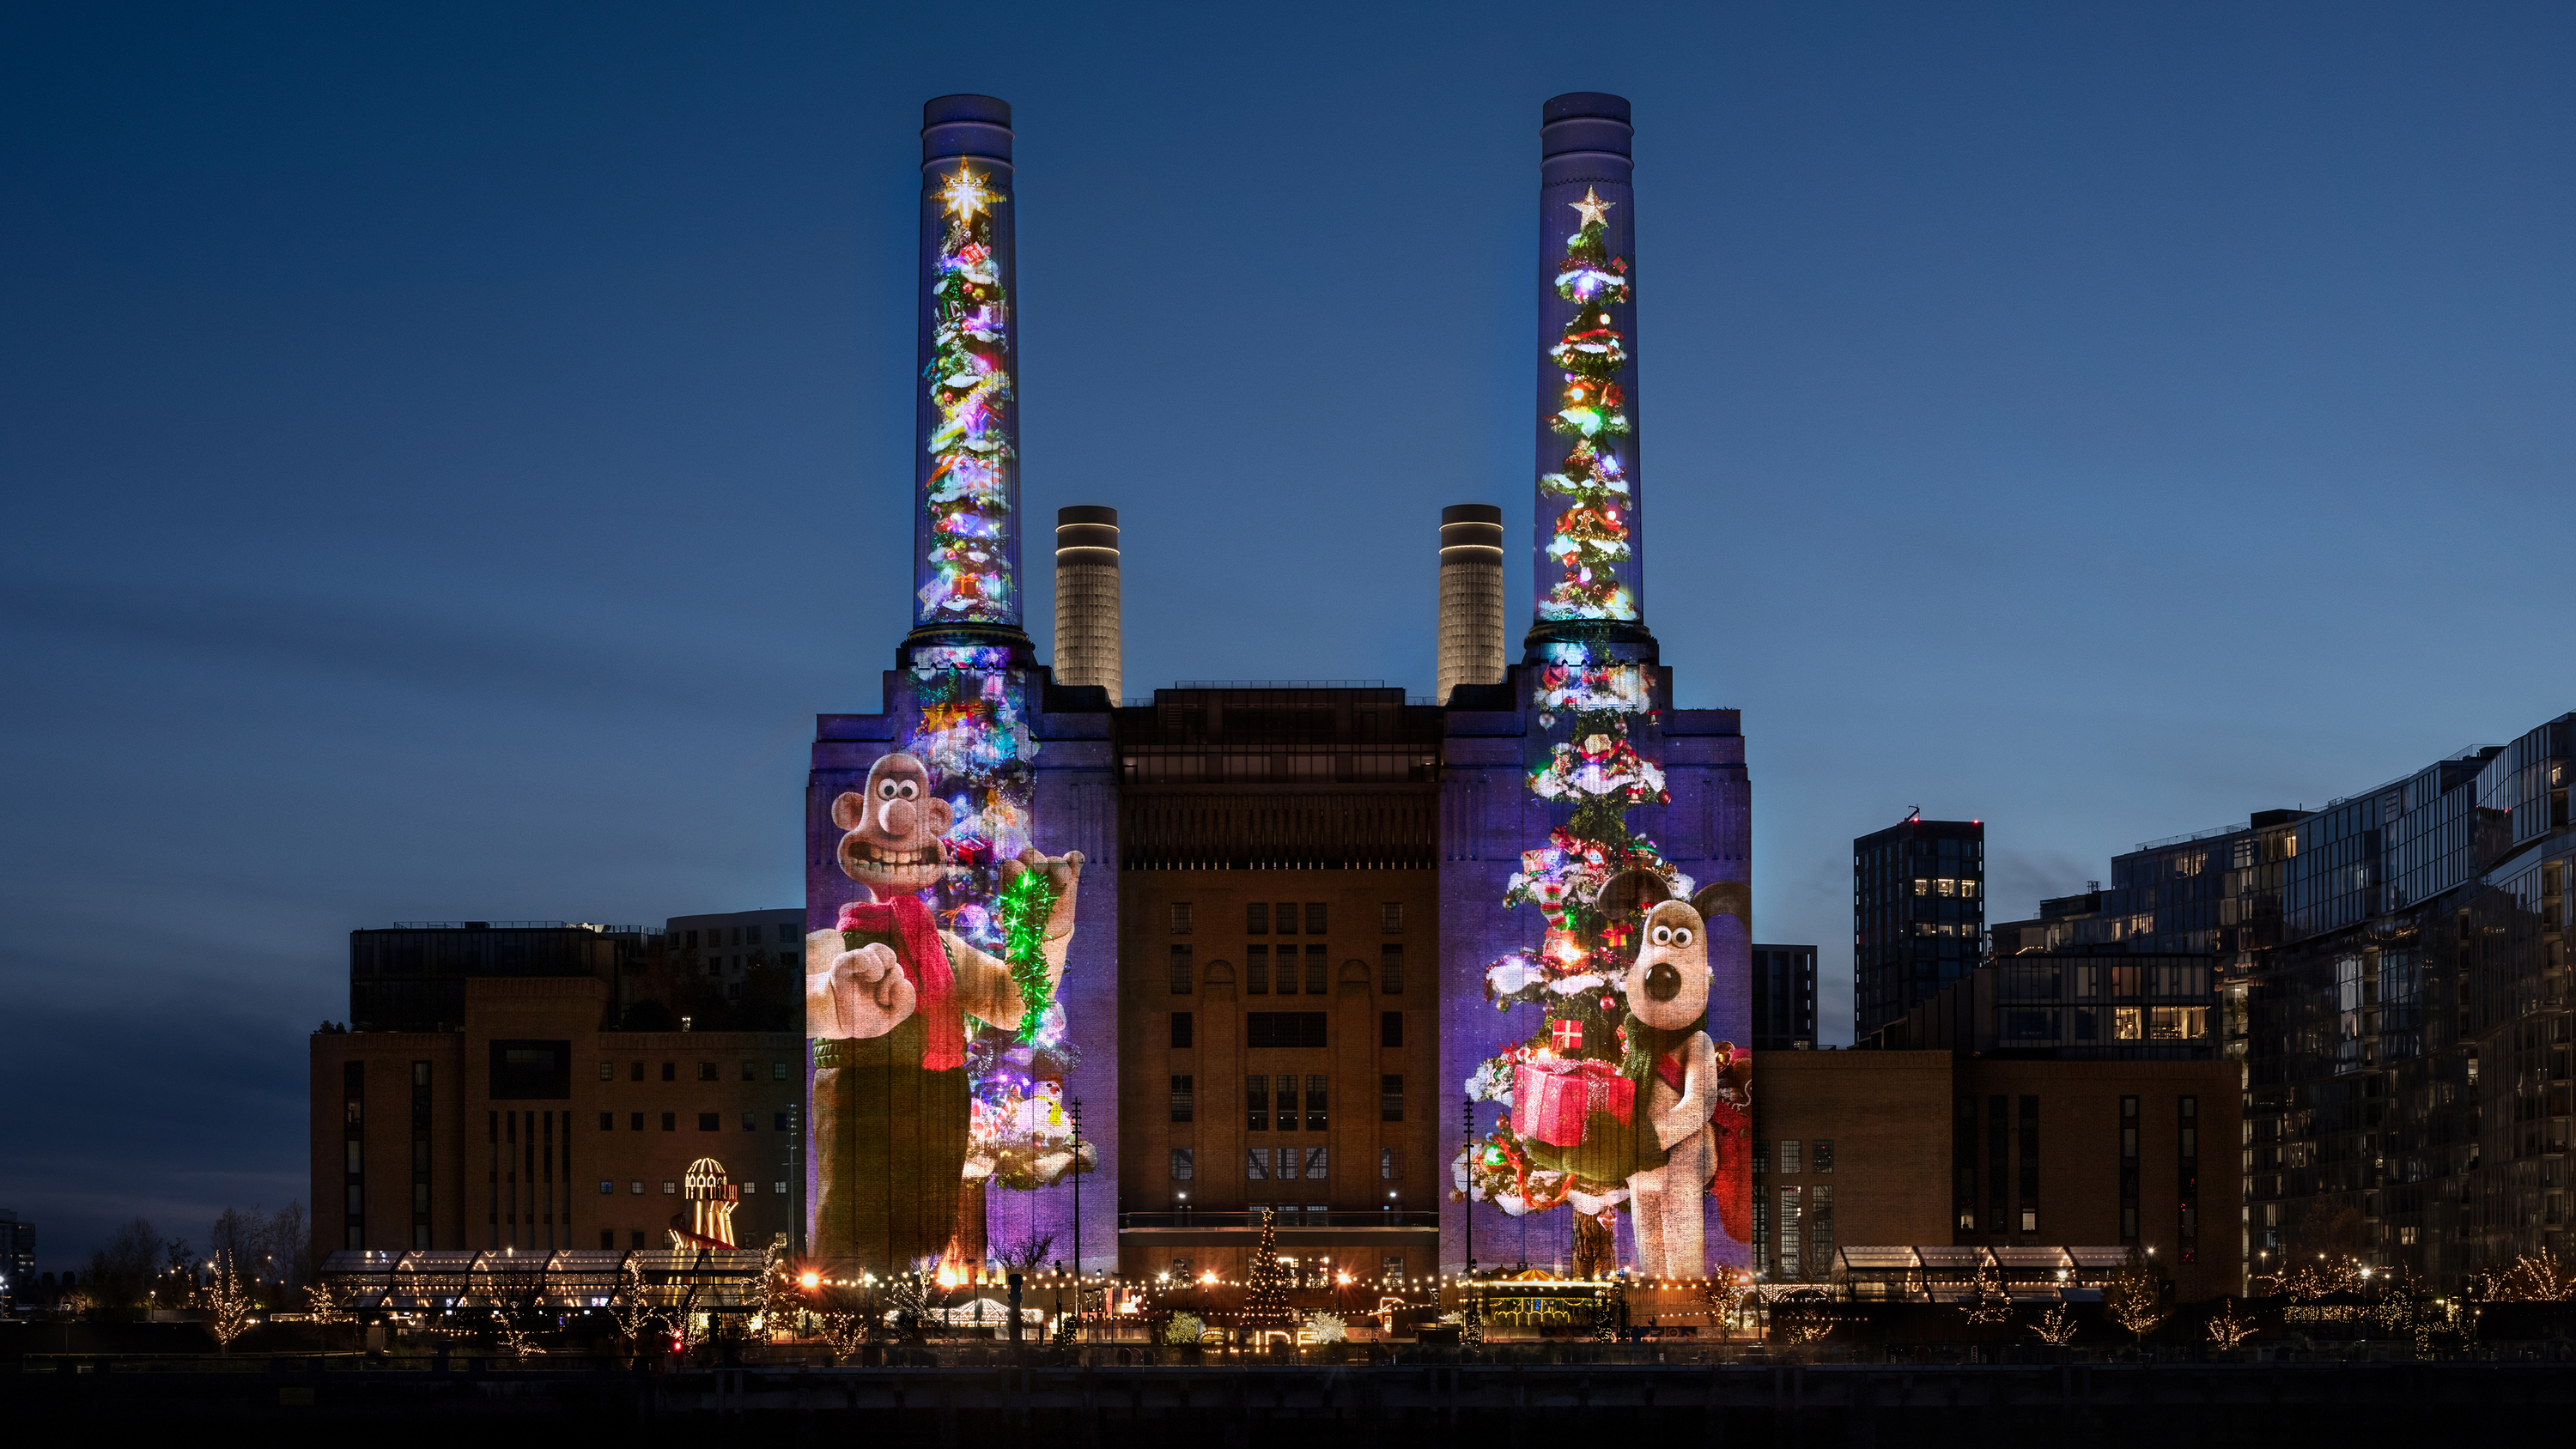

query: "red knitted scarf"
(835, 894), (964, 1071)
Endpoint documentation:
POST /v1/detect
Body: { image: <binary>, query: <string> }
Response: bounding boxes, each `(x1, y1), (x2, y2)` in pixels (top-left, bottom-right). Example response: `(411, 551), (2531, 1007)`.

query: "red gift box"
(1512, 1058), (1635, 1147)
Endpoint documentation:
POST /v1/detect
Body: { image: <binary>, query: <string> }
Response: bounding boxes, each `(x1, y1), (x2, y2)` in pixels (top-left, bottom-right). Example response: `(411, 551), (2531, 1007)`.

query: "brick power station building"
(312, 93), (2255, 1303)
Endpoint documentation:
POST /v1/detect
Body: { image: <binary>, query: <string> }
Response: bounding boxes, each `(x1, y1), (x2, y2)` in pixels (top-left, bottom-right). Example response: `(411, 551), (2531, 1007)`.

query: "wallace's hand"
(1003, 849), (1084, 936)
(827, 943), (914, 1038)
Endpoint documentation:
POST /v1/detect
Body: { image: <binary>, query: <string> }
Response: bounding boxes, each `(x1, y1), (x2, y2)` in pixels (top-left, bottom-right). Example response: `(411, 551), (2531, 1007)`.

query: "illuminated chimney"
(907, 94), (1029, 656)
(1053, 505), (1121, 698)
(1528, 91), (1653, 660)
(1436, 503), (1505, 703)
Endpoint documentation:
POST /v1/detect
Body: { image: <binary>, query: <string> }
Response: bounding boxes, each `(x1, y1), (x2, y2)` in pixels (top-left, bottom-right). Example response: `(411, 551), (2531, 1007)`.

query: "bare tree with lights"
(2028, 1303), (2077, 1346)
(2103, 1246), (2166, 1346)
(2205, 1298), (2253, 1351)
(611, 1258), (665, 1353)
(202, 1257), (256, 1354)
(1958, 1258), (2013, 1326)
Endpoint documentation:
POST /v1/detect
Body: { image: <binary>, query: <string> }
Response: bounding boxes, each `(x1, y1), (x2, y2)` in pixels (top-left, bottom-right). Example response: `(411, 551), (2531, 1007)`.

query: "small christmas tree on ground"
(1241, 1209), (1297, 1337)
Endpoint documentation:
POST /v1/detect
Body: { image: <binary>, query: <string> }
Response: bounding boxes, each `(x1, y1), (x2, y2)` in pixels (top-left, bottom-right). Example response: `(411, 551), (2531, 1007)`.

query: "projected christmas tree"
(1538, 187), (1637, 623)
(1455, 647), (1674, 1230)
(919, 163), (1016, 623)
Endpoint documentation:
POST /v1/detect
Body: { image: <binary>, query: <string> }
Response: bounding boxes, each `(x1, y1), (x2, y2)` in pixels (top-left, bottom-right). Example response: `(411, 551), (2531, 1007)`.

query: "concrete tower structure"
(1053, 505), (1122, 699)
(1435, 503), (1504, 705)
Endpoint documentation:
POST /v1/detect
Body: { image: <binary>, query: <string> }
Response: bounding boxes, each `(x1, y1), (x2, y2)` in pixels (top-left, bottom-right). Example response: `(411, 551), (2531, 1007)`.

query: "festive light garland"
(992, 864), (1060, 1045)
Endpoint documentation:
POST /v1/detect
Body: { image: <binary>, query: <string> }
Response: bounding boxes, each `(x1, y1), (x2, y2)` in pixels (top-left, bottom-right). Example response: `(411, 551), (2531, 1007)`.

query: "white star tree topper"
(940, 165), (997, 221)
(1569, 186), (1614, 228)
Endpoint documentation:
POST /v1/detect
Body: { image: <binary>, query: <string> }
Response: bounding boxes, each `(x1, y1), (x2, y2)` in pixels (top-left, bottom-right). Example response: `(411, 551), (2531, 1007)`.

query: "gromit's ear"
(831, 792), (870, 831)
(1692, 881), (1749, 931)
(1596, 868), (1672, 921)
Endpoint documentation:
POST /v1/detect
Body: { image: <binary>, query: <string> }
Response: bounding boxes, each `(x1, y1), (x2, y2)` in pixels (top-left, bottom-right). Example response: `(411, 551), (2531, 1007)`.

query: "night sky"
(4, 3), (2570, 1270)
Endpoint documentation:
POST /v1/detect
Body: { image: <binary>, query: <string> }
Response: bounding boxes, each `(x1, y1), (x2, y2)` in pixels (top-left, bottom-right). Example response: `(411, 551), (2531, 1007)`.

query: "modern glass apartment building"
(1851, 817), (1987, 1040)
(1991, 713), (2574, 1292)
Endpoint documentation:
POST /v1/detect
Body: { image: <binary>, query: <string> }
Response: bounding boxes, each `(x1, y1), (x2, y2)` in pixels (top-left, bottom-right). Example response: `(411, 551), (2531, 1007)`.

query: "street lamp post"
(1069, 1095), (1084, 1346)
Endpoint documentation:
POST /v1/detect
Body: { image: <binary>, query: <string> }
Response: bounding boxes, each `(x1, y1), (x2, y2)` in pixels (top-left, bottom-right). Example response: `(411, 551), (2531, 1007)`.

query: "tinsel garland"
(993, 866), (1060, 1043)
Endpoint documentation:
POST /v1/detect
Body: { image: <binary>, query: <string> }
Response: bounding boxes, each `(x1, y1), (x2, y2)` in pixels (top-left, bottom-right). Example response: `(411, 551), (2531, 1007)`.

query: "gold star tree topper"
(939, 165), (996, 220)
(1569, 186), (1614, 228)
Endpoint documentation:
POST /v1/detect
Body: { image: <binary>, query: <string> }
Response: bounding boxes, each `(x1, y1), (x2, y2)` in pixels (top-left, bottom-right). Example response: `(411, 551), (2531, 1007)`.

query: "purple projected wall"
(805, 97), (1117, 1277)
(1438, 94), (1752, 1282)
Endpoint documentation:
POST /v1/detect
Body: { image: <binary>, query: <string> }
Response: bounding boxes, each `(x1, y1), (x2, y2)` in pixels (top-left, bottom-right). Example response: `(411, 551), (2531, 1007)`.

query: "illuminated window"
(1778, 1139), (1803, 1174)
(1381, 1148), (1401, 1180)
(598, 1062), (613, 1081)
(630, 1180), (644, 1195)
(1170, 1149), (1194, 1181)
(772, 1181), (787, 1196)
(1961, 880), (1979, 899)
(1913, 879), (1928, 896)
(662, 1180), (677, 1195)
(2115, 1008), (2144, 1040)
(1937, 878), (1956, 897)
(598, 1179), (612, 1195)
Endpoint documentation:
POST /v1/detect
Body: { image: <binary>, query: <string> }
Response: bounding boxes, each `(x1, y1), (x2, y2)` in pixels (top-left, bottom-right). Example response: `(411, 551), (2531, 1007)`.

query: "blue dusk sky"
(3, 3), (2570, 1267)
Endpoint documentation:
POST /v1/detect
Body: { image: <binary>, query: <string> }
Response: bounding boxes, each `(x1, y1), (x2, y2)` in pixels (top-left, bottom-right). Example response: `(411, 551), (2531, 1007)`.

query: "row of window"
(1167, 1073), (1409, 1127)
(1165, 1010), (1401, 1050)
(1751, 1138), (1836, 1174)
(601, 1060), (795, 1082)
(598, 1178), (789, 1196)
(1166, 902), (1408, 936)
(1163, 1147), (1410, 1182)
(598, 1110), (796, 1132)
(669, 924), (799, 949)
(1169, 949), (1406, 995)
